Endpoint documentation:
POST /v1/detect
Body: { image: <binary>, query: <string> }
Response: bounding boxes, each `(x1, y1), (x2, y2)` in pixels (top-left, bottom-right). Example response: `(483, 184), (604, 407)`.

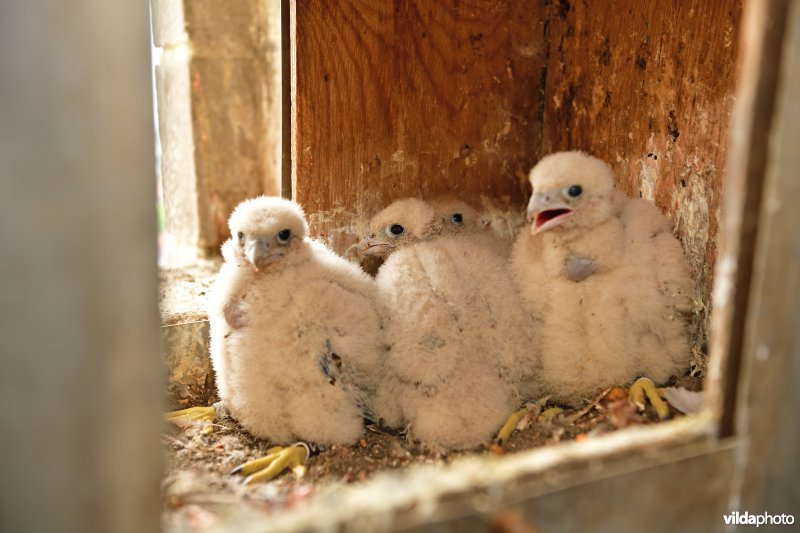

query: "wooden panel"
(291, 0), (547, 253)
(220, 422), (734, 531)
(706, 0), (790, 438)
(282, 0), (293, 198)
(735, 0), (800, 510)
(421, 445), (735, 533)
(541, 1), (742, 345)
(0, 2), (162, 531)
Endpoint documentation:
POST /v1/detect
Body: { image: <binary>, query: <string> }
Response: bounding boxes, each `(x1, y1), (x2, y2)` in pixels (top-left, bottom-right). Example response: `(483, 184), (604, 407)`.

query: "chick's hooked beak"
(359, 235), (395, 257)
(245, 236), (285, 270)
(527, 191), (575, 233)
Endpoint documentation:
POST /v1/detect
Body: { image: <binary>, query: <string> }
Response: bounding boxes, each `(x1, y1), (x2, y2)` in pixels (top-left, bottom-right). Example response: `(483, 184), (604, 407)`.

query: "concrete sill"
(160, 259), (220, 405)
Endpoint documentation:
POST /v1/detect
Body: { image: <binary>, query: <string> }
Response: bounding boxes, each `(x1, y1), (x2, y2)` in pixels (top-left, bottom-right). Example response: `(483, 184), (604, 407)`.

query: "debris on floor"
(162, 374), (702, 529)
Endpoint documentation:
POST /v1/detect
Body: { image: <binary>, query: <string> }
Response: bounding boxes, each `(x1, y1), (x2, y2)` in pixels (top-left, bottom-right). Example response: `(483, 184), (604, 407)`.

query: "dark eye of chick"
(568, 185), (583, 198)
(237, 231), (244, 242)
(390, 224), (404, 235)
(452, 213), (463, 225)
(277, 229), (292, 242)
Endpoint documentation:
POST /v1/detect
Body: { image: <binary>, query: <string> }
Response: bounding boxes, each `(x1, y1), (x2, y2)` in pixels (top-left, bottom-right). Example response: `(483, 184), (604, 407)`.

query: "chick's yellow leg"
(495, 407), (528, 446)
(629, 377), (670, 420)
(537, 406), (564, 422)
(165, 406), (216, 427)
(494, 399), (564, 446)
(230, 443), (310, 485)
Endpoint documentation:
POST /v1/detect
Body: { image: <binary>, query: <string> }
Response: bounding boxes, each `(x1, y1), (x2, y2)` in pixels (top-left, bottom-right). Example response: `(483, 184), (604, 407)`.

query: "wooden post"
(0, 2), (162, 532)
(732, 0), (800, 512)
(706, 0), (790, 438)
(152, 0), (282, 258)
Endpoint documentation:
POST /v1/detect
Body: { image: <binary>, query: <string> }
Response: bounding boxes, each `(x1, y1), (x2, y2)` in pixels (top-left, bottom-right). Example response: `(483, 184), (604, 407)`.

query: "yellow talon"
(165, 406), (216, 430)
(495, 407), (528, 445)
(231, 444), (309, 484)
(231, 449), (282, 476)
(537, 406), (563, 422)
(629, 377), (670, 420)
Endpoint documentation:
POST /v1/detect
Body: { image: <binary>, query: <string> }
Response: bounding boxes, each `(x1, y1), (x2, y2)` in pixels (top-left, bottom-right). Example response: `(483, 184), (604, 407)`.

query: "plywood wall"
(291, 0), (547, 253)
(290, 0), (742, 338)
(540, 1), (742, 341)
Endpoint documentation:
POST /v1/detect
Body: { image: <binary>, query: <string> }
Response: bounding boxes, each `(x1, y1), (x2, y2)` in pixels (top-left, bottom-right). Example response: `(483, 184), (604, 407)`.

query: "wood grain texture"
(541, 0), (742, 347)
(423, 445), (735, 533)
(290, 0), (741, 342)
(737, 1), (800, 507)
(291, 0), (547, 253)
(705, 0), (792, 439)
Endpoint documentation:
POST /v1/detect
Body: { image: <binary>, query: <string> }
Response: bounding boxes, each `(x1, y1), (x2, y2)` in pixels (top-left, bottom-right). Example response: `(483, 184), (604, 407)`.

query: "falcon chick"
(359, 197), (443, 259)
(510, 151), (693, 411)
(365, 199), (538, 449)
(428, 197), (484, 235)
(172, 196), (385, 483)
(429, 196), (512, 256)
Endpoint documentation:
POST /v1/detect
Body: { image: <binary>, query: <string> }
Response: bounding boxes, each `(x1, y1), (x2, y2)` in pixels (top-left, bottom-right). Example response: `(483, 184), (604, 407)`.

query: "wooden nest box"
(152, 0), (799, 530)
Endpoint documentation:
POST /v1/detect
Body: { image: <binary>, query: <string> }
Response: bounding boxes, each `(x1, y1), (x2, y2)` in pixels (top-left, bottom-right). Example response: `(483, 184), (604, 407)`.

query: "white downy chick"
(358, 198), (443, 259)
(209, 196), (385, 445)
(429, 196), (512, 256)
(429, 197), (484, 235)
(510, 151), (693, 405)
(369, 199), (538, 449)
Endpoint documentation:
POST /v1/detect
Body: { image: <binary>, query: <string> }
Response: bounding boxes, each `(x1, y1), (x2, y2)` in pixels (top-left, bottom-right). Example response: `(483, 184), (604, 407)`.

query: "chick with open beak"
(525, 152), (622, 236)
(527, 184), (581, 232)
(508, 151), (693, 422)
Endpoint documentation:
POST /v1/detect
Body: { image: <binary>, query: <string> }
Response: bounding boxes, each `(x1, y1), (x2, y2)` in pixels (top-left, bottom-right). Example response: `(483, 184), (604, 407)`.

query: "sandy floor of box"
(162, 374), (701, 529)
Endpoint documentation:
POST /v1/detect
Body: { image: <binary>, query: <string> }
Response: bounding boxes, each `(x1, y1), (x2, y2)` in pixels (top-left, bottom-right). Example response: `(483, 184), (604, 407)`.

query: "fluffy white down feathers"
(370, 199), (538, 449)
(210, 150), (695, 449)
(428, 197), (513, 257)
(209, 196), (385, 445)
(511, 151), (693, 405)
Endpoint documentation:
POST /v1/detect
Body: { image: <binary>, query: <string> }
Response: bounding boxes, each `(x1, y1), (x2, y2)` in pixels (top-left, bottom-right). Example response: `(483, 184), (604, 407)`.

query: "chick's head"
(360, 198), (440, 257)
(429, 197), (487, 235)
(227, 196), (309, 271)
(526, 151), (617, 235)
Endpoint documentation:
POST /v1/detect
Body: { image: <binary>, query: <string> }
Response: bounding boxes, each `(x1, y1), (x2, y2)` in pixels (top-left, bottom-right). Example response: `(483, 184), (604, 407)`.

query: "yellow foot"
(494, 399), (563, 445)
(165, 406), (216, 433)
(537, 406), (563, 422)
(230, 443), (310, 485)
(494, 407), (528, 446)
(629, 377), (670, 420)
